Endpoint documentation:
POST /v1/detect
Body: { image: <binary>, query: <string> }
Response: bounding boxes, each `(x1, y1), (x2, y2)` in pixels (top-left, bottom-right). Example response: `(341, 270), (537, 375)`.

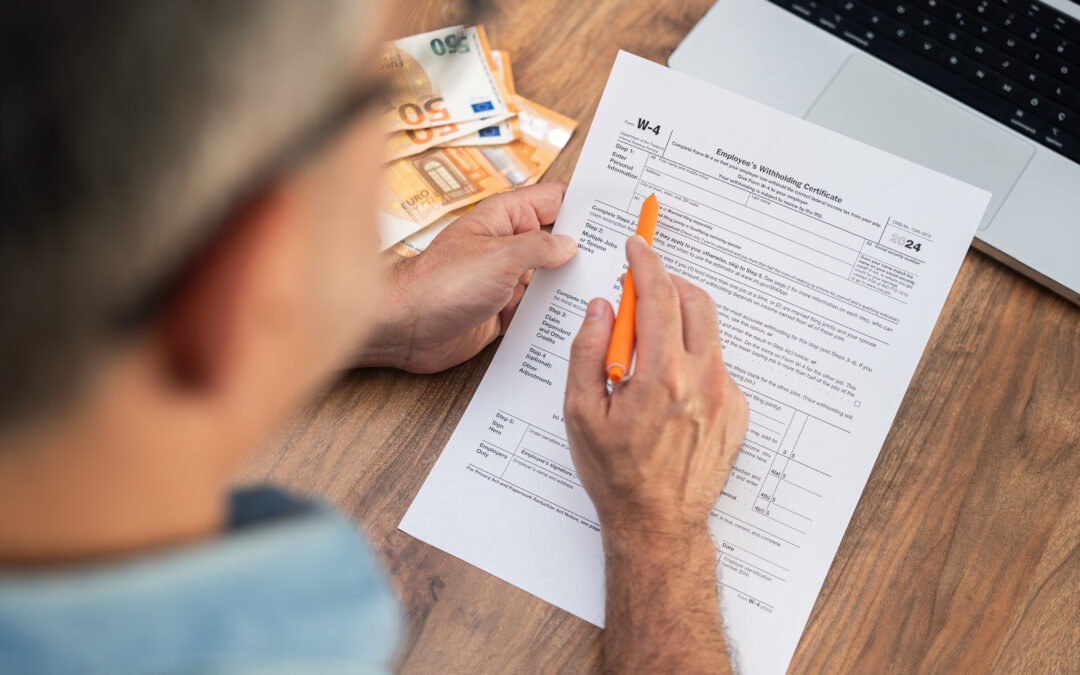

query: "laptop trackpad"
(805, 55), (1034, 230)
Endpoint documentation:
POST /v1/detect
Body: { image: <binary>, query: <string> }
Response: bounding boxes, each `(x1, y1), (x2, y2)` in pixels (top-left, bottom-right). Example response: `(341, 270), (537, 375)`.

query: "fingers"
(500, 230), (577, 273)
(459, 182), (568, 237)
(670, 276), (720, 355)
(566, 299), (615, 413)
(445, 184), (575, 280)
(497, 281), (528, 334)
(625, 236), (683, 370)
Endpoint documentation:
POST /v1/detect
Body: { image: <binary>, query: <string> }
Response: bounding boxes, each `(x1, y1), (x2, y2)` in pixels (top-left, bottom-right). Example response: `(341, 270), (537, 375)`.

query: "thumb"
(566, 298), (615, 413)
(500, 230), (577, 273)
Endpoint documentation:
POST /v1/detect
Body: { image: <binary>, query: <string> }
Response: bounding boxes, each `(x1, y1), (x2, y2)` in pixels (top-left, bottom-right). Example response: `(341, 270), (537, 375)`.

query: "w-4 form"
(401, 52), (989, 675)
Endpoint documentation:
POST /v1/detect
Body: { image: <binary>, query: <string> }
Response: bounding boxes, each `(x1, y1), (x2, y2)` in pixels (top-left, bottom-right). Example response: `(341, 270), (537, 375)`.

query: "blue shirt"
(0, 488), (401, 674)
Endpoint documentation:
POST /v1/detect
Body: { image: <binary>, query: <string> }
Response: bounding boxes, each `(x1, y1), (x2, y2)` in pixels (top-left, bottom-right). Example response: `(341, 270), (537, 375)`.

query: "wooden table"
(234, 1), (1080, 671)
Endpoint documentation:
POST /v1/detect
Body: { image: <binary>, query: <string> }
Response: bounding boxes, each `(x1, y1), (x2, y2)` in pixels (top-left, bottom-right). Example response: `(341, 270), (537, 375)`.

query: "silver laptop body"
(671, 0), (1080, 304)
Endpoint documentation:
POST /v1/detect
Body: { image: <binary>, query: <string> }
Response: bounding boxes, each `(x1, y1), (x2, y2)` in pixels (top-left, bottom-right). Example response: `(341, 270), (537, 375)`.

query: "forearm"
(601, 524), (731, 674)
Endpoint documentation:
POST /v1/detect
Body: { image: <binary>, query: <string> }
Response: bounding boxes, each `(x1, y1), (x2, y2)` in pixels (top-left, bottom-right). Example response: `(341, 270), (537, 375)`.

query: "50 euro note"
(377, 145), (512, 250)
(380, 25), (512, 132)
(386, 48), (521, 160)
(384, 111), (513, 161)
(445, 116), (521, 148)
(391, 95), (578, 257)
(446, 50), (520, 148)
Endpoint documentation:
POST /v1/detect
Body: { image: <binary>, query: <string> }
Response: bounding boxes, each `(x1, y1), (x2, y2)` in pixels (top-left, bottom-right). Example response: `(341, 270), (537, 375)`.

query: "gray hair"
(0, 0), (372, 428)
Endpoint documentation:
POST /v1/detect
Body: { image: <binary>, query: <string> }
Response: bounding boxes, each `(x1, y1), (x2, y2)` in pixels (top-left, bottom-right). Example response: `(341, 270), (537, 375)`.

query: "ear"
(155, 184), (304, 398)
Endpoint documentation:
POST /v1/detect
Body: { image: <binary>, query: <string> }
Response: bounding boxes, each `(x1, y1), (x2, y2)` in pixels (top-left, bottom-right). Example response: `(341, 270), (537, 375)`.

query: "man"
(0, 1), (748, 673)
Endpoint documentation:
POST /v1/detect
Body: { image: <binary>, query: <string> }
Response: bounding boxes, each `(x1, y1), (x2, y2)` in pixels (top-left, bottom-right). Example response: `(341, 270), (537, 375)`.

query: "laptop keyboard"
(766, 0), (1080, 163)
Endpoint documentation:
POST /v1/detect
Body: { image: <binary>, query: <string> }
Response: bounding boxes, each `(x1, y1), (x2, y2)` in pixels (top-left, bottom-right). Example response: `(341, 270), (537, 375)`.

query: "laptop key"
(1038, 124), (1080, 162)
(977, 19), (1035, 59)
(1000, 9), (1043, 40)
(995, 77), (1028, 104)
(1006, 106), (1049, 139)
(998, 31), (1037, 60)
(963, 35), (1007, 67)
(865, 10), (890, 30)
(886, 16), (921, 44)
(1026, 91), (1049, 116)
(1026, 65), (1064, 96)
(941, 26), (980, 52)
(1050, 41), (1080, 72)
(1035, 97), (1073, 128)
(1018, 63), (1048, 90)
(958, 52), (1009, 88)
(1024, 24), (1057, 51)
(1035, 51), (1079, 87)
(994, 52), (1021, 76)
(1053, 82), (1080, 110)
(818, 10), (847, 30)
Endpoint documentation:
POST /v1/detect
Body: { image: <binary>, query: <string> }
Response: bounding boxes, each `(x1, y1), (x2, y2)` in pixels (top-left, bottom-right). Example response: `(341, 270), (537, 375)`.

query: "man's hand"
(564, 235), (749, 674)
(357, 183), (576, 373)
(565, 234), (748, 535)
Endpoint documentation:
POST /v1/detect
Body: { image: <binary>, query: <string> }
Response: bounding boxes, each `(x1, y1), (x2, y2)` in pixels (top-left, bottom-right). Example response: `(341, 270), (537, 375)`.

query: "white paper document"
(400, 52), (989, 674)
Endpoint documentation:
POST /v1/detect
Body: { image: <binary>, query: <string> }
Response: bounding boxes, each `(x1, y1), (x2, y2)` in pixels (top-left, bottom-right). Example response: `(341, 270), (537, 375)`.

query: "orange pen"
(605, 194), (659, 383)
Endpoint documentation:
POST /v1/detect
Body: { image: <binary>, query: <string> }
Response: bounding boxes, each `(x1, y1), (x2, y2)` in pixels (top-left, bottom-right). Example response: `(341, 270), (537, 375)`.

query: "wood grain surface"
(233, 1), (1080, 671)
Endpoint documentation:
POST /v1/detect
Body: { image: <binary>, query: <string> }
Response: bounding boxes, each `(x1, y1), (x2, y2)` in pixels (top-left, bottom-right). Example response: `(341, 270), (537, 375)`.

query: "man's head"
(0, 0), (395, 560)
(0, 0), (388, 440)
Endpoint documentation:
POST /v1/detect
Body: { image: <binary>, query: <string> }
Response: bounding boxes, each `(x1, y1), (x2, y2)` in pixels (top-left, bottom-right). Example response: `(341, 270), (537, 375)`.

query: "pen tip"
(608, 366), (623, 383)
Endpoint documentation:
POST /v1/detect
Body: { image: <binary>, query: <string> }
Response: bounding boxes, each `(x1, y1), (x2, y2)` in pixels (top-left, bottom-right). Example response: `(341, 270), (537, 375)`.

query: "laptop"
(670, 0), (1080, 304)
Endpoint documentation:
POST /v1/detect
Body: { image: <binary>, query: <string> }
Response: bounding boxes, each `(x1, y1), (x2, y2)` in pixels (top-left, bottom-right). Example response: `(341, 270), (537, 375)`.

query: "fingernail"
(556, 234), (577, 254)
(628, 235), (646, 249)
(585, 299), (604, 321)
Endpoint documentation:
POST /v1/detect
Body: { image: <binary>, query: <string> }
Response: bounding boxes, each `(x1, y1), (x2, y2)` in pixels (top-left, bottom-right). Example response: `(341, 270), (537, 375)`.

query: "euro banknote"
(380, 25), (511, 132)
(444, 50), (521, 147)
(445, 116), (521, 148)
(391, 94), (577, 257)
(384, 112), (513, 161)
(377, 145), (513, 249)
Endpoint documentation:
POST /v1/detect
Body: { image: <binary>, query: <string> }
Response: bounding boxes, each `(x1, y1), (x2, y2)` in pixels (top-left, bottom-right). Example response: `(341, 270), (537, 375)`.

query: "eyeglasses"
(115, 76), (392, 331)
